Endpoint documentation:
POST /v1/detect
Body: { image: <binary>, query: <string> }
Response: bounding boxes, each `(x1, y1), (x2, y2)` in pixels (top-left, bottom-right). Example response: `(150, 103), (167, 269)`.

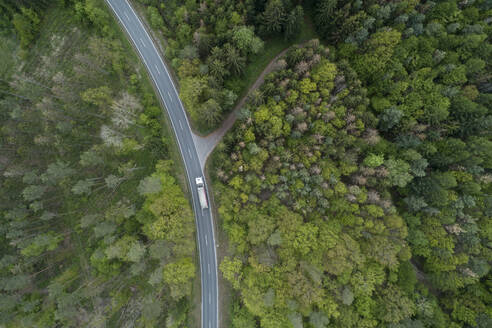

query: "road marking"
(124, 11), (129, 19)
(179, 120), (183, 130)
(140, 38), (146, 48)
(205, 235), (208, 245)
(208, 263), (211, 274)
(209, 294), (211, 305)
(105, 3), (220, 327)
(167, 91), (173, 101)
(188, 148), (192, 158)
(154, 64), (160, 75)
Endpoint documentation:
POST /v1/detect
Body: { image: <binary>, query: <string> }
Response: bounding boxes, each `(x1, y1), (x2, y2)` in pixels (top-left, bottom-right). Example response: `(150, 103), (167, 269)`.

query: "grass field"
(225, 14), (318, 105)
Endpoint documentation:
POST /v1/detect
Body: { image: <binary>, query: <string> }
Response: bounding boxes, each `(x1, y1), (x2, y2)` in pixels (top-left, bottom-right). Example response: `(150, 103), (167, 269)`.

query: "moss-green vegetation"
(212, 0), (492, 327)
(2, 0), (491, 327)
(0, 1), (195, 326)
(214, 41), (411, 327)
(226, 14), (318, 102)
(135, 0), (311, 133)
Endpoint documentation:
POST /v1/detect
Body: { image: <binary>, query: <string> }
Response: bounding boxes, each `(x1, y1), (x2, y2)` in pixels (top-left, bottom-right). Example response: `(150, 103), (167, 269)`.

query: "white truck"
(195, 177), (208, 209)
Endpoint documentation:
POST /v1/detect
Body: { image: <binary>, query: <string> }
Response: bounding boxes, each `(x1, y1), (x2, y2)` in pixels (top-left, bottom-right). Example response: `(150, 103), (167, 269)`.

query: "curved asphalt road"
(105, 1), (218, 327)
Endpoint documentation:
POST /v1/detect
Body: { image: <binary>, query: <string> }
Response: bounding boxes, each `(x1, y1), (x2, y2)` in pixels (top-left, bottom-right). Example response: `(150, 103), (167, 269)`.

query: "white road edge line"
(105, 2), (219, 327)
(127, 0), (195, 136)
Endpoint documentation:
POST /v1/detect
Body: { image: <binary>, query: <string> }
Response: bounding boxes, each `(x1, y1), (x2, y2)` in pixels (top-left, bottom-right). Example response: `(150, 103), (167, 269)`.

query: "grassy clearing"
(130, 1), (317, 135)
(225, 14), (318, 105)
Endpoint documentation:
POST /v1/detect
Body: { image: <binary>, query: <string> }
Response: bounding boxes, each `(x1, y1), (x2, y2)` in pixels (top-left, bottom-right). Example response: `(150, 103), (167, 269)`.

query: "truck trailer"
(195, 177), (208, 209)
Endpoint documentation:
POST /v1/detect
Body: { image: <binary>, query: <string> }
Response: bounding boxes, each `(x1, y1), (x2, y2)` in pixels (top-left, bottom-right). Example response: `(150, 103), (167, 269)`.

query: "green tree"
(293, 223), (319, 256)
(232, 26), (264, 55)
(309, 311), (330, 328)
(260, 0), (286, 35)
(21, 232), (62, 257)
(386, 158), (413, 187)
(376, 285), (415, 323)
(363, 154), (384, 168)
(163, 257), (196, 300)
(22, 184), (46, 201)
(284, 6), (304, 40)
(147, 6), (164, 29)
(314, 0), (338, 38)
(209, 59), (227, 81)
(80, 0), (110, 30)
(247, 212), (276, 245)
(137, 175), (162, 195)
(397, 261), (417, 295)
(126, 241), (146, 263)
(231, 302), (256, 328)
(42, 161), (75, 185)
(354, 29), (401, 81)
(378, 107), (403, 131)
(199, 98), (222, 127)
(220, 257), (243, 289)
(225, 45), (246, 76)
(12, 7), (40, 49)
(71, 179), (95, 195)
(180, 76), (207, 119)
(81, 86), (112, 107)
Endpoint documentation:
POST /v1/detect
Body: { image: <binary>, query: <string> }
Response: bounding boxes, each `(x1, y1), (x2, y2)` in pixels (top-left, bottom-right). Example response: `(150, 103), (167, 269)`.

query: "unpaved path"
(193, 46), (293, 169)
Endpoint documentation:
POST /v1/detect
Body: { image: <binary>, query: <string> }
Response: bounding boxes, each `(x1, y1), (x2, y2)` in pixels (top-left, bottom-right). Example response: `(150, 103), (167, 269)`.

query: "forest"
(135, 0), (308, 132)
(0, 0), (491, 328)
(0, 0), (197, 327)
(208, 0), (492, 327)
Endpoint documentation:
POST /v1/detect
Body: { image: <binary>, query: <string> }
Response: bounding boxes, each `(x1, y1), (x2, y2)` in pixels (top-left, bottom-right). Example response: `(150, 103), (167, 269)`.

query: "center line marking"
(205, 235), (208, 245)
(179, 120), (183, 130)
(154, 64), (160, 74)
(107, 2), (220, 326)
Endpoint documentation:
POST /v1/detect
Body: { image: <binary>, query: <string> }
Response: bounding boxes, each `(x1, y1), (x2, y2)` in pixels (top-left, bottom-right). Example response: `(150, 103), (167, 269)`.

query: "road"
(105, 1), (219, 327)
(192, 44), (295, 168)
